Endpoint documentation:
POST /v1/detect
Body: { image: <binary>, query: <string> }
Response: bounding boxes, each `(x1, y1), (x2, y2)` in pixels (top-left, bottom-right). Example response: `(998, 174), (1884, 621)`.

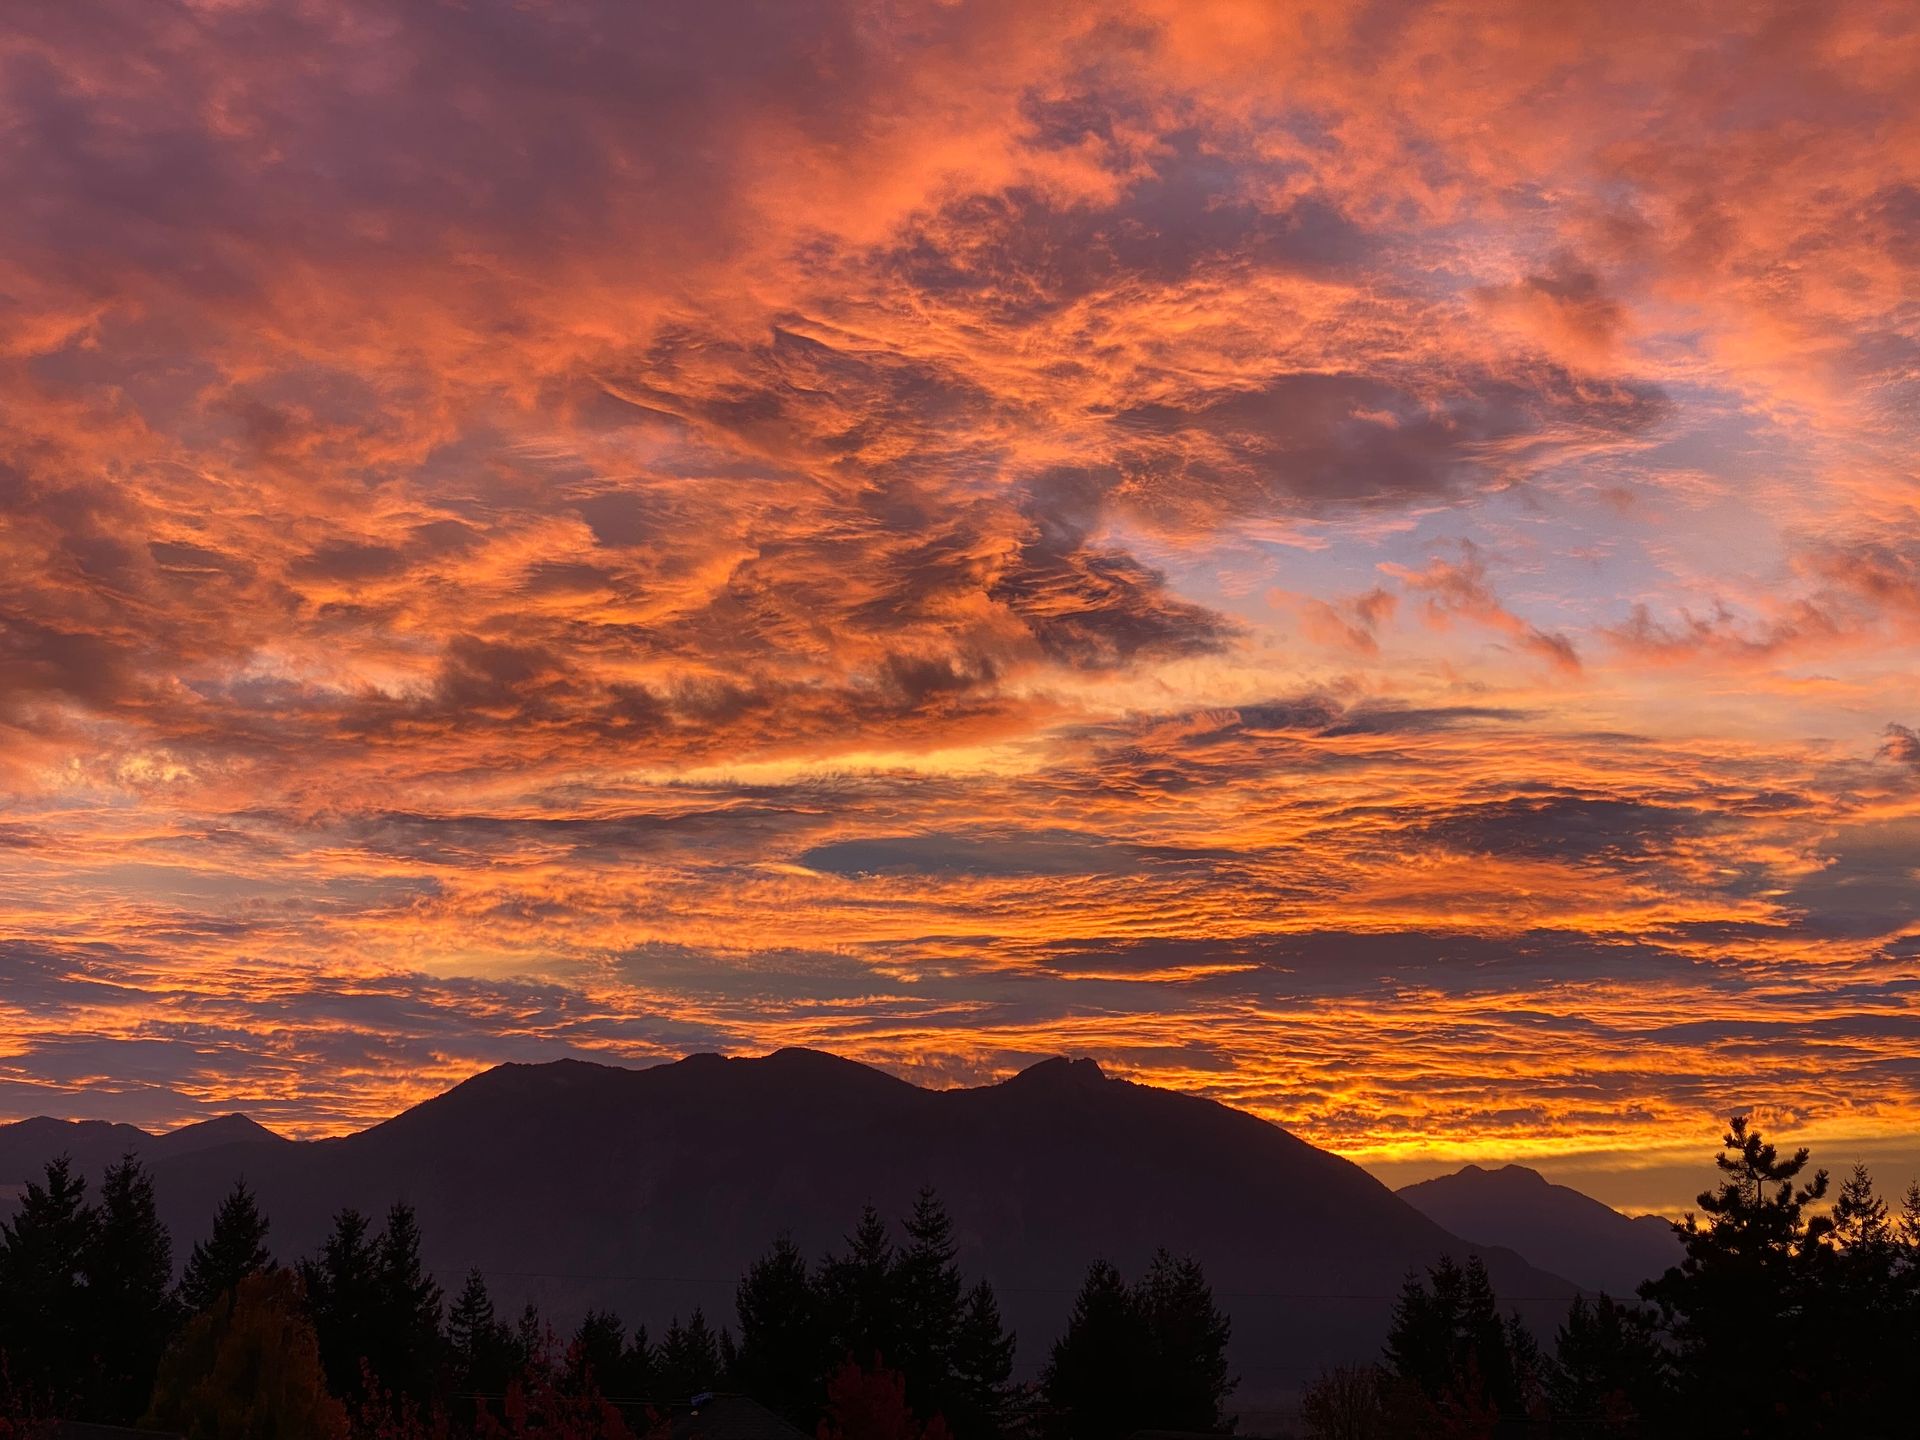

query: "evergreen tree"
(0, 1156), (97, 1405)
(300, 1207), (379, 1400)
(449, 1268), (516, 1395)
(896, 1190), (965, 1425)
(570, 1309), (628, 1396)
(513, 1301), (547, 1373)
(1811, 1163), (1903, 1433)
(949, 1280), (1016, 1440)
(822, 1205), (899, 1368)
(1040, 1259), (1150, 1440)
(1548, 1295), (1670, 1435)
(1640, 1115), (1830, 1435)
(623, 1322), (657, 1399)
(87, 1155), (178, 1421)
(735, 1232), (827, 1425)
(1383, 1256), (1528, 1428)
(179, 1180), (273, 1316)
(1135, 1250), (1233, 1432)
(368, 1201), (443, 1403)
(657, 1309), (722, 1400)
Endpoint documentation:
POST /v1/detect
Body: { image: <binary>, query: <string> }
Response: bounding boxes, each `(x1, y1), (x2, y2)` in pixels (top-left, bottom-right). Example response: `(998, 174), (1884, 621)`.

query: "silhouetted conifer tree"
(1384, 1255), (1530, 1428)
(896, 1189), (965, 1425)
(1640, 1115), (1830, 1434)
(449, 1268), (517, 1396)
(1809, 1162), (1904, 1433)
(571, 1310), (628, 1396)
(657, 1309), (722, 1400)
(513, 1302), (547, 1373)
(87, 1155), (177, 1420)
(1136, 1250), (1234, 1432)
(823, 1205), (900, 1369)
(734, 1232), (826, 1425)
(301, 1207), (379, 1400)
(949, 1280), (1016, 1440)
(1548, 1294), (1670, 1436)
(0, 1156), (97, 1406)
(179, 1179), (273, 1316)
(1040, 1259), (1150, 1440)
(369, 1201), (443, 1403)
(623, 1323), (657, 1398)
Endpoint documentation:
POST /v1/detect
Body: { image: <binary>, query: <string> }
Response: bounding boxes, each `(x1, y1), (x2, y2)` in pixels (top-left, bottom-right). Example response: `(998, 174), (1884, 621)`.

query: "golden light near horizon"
(2, 0), (1920, 1212)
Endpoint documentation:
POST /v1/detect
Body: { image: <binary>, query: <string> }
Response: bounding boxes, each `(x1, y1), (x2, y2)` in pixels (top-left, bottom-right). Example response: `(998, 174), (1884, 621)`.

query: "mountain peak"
(1008, 1056), (1107, 1088)
(154, 1111), (287, 1156)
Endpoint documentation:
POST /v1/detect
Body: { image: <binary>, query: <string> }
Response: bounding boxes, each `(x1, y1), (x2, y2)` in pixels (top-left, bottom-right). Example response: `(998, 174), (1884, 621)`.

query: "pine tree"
(1040, 1259), (1150, 1440)
(822, 1205), (899, 1369)
(87, 1155), (178, 1421)
(735, 1232), (827, 1425)
(0, 1156), (98, 1404)
(369, 1201), (443, 1403)
(950, 1280), (1016, 1440)
(179, 1179), (273, 1316)
(1640, 1115), (1830, 1434)
(896, 1190), (965, 1425)
(300, 1208), (379, 1400)
(1135, 1250), (1233, 1431)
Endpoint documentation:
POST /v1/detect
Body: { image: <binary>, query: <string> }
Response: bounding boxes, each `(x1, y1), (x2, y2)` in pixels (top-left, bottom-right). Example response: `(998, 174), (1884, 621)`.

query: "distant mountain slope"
(1397, 1163), (1682, 1297)
(0, 1112), (288, 1184)
(1, 1051), (1575, 1395)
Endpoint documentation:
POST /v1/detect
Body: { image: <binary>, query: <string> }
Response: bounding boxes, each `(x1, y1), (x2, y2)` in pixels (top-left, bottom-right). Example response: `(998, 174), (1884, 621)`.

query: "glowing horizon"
(3, 0), (1918, 1214)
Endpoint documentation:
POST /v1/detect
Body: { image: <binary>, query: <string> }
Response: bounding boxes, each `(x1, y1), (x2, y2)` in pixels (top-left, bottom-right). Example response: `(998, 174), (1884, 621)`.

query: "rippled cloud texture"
(4, 0), (1919, 1200)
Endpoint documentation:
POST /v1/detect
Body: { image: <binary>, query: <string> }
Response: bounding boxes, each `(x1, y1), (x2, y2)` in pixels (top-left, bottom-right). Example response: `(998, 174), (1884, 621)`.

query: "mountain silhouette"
(0, 1050), (1576, 1394)
(1397, 1163), (1682, 1297)
(0, 1111), (287, 1186)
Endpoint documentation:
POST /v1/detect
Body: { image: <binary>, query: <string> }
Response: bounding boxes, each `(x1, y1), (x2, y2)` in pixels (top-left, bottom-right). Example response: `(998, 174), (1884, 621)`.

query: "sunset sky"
(3, 0), (1918, 1212)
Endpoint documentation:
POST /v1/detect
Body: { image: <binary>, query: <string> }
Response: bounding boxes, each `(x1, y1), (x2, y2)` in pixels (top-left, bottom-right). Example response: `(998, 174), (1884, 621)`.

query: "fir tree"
(179, 1179), (273, 1316)
(513, 1301), (547, 1373)
(449, 1268), (515, 1394)
(87, 1155), (178, 1421)
(1135, 1250), (1234, 1432)
(299, 1207), (379, 1400)
(1548, 1295), (1670, 1435)
(570, 1309), (628, 1396)
(822, 1205), (899, 1368)
(735, 1231), (827, 1425)
(1383, 1255), (1528, 1428)
(623, 1322), (657, 1399)
(368, 1201), (443, 1402)
(657, 1309), (722, 1400)
(949, 1280), (1016, 1440)
(896, 1190), (964, 1424)
(1040, 1259), (1150, 1440)
(0, 1156), (98, 1404)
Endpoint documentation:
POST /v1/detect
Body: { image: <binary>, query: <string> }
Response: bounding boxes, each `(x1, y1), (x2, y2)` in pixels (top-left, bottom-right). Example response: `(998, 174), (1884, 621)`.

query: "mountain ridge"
(2, 1050), (1578, 1397)
(1397, 1161), (1682, 1297)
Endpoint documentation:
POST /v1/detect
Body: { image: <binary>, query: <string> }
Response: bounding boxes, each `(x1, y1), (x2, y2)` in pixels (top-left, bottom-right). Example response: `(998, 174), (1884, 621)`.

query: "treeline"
(0, 1169), (1233, 1440)
(1303, 1116), (1920, 1438)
